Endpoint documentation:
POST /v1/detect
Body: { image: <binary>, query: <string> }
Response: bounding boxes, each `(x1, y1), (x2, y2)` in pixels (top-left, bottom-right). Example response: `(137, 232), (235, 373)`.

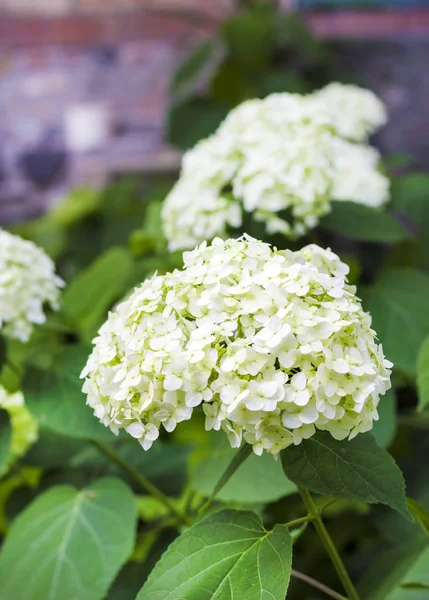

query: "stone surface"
(333, 39), (429, 170)
(1, 0), (74, 15)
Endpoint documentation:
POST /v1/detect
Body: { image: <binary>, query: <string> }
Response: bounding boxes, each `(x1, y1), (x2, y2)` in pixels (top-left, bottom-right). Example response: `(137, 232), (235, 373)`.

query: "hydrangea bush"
(0, 68), (428, 600)
(163, 84), (389, 249)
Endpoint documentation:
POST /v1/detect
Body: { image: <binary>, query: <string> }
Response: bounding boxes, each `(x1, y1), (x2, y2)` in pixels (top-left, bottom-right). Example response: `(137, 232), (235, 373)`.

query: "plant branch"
(92, 440), (189, 525)
(298, 488), (361, 600)
(285, 515), (313, 528)
(198, 443), (252, 516)
(291, 569), (348, 600)
(5, 360), (23, 378)
(399, 415), (429, 431)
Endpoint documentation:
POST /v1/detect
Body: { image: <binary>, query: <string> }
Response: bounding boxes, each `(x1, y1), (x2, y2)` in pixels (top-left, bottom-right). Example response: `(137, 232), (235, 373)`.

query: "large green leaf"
(222, 10), (275, 70)
(48, 188), (103, 227)
(209, 58), (255, 106)
(0, 336), (7, 375)
(23, 346), (111, 441)
(372, 388), (397, 448)
(362, 540), (429, 600)
(391, 173), (429, 237)
(320, 201), (410, 243)
(137, 509), (292, 600)
(166, 99), (229, 150)
(0, 478), (137, 600)
(360, 268), (429, 374)
(391, 173), (429, 271)
(0, 409), (12, 476)
(192, 434), (296, 503)
(408, 498), (429, 537)
(62, 247), (133, 343)
(281, 432), (409, 518)
(417, 335), (429, 411)
(170, 41), (216, 95)
(257, 69), (309, 95)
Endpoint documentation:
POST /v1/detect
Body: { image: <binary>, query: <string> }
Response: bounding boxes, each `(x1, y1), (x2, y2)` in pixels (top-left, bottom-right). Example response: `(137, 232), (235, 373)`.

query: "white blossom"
(331, 139), (390, 206)
(314, 82), (387, 142)
(162, 84), (389, 250)
(0, 230), (64, 342)
(82, 236), (392, 455)
(0, 385), (38, 462)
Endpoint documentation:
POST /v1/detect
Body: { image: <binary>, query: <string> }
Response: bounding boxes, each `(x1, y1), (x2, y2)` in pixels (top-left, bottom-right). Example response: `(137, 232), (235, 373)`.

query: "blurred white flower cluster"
(82, 236), (392, 456)
(0, 385), (38, 463)
(163, 83), (389, 250)
(0, 230), (64, 342)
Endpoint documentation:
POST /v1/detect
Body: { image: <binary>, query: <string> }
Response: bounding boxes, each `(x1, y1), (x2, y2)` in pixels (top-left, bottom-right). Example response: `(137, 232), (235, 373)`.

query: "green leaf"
(62, 247), (133, 343)
(281, 431), (409, 518)
(137, 509), (292, 600)
(380, 544), (429, 599)
(106, 440), (191, 497)
(359, 538), (429, 600)
(48, 188), (103, 227)
(192, 433), (296, 503)
(200, 443), (252, 510)
(23, 346), (111, 441)
(166, 99), (229, 150)
(372, 388), (397, 448)
(408, 498), (429, 537)
(24, 429), (88, 469)
(391, 173), (429, 236)
(222, 10), (275, 71)
(320, 201), (410, 243)
(0, 336), (7, 375)
(257, 69), (309, 96)
(170, 41), (216, 95)
(137, 496), (170, 522)
(0, 410), (12, 476)
(417, 336), (429, 411)
(11, 218), (68, 260)
(390, 173), (429, 271)
(360, 268), (429, 374)
(275, 13), (332, 65)
(209, 58), (254, 106)
(0, 478), (137, 600)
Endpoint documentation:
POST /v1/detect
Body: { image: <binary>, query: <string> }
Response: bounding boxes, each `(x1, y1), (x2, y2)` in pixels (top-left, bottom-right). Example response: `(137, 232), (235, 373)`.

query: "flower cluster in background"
(82, 236), (392, 456)
(162, 84), (389, 250)
(0, 230), (64, 342)
(0, 385), (38, 466)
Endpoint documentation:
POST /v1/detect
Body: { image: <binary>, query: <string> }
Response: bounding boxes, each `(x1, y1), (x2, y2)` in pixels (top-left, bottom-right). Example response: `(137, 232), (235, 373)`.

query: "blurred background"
(0, 0), (429, 226)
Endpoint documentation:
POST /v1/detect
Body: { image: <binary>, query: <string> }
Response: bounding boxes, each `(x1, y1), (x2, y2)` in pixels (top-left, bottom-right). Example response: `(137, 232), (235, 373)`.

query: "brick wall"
(1, 1), (429, 225)
(0, 0), (236, 17)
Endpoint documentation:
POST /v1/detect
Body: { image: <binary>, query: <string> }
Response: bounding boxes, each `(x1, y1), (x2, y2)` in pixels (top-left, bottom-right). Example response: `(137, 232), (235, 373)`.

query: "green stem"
(298, 488), (361, 600)
(5, 360), (23, 379)
(198, 443), (252, 516)
(291, 569), (348, 600)
(399, 415), (429, 431)
(92, 440), (189, 525)
(285, 515), (313, 528)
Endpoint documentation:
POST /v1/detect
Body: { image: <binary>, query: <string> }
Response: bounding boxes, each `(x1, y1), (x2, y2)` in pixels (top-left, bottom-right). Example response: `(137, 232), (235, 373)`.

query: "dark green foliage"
(166, 7), (340, 149)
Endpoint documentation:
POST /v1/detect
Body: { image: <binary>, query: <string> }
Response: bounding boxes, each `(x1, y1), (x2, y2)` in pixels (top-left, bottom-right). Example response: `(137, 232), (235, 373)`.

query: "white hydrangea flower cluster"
(0, 385), (38, 463)
(82, 236), (392, 456)
(0, 229), (64, 342)
(162, 84), (389, 251)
